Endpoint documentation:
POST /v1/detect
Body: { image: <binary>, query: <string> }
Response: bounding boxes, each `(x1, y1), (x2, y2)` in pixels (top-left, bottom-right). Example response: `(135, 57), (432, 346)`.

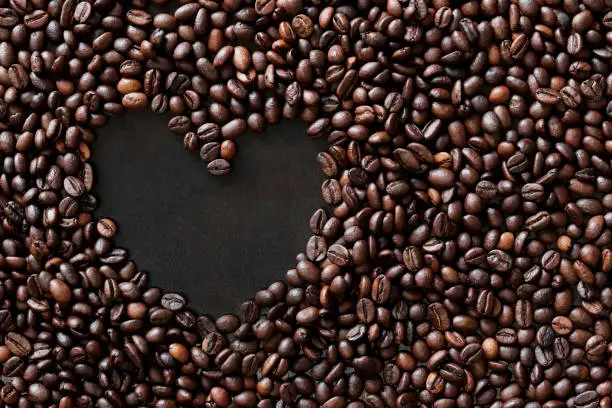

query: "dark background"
(93, 110), (324, 316)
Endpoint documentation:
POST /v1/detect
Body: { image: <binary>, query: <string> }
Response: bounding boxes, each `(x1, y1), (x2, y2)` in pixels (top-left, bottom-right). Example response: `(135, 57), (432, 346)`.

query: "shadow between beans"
(92, 109), (325, 315)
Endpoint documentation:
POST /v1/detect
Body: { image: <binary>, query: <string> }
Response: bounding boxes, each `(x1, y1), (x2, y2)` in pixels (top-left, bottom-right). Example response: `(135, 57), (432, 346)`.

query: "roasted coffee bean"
(553, 337), (570, 360)
(0, 0), (609, 407)
(161, 293), (186, 311)
(207, 159), (231, 176)
(0, 310), (11, 330)
(168, 116), (191, 134)
(506, 153), (528, 173)
(439, 363), (465, 382)
(526, 211), (551, 231)
(551, 316), (573, 335)
(561, 85), (582, 108)
(200, 142), (220, 162)
(515, 300), (533, 328)
(428, 303), (450, 331)
(487, 250), (512, 272)
(97, 218), (117, 238)
(49, 279), (72, 304)
(255, 0), (275, 15)
(460, 343), (483, 365)
(64, 176), (85, 197)
(535, 88), (561, 104)
(122, 92), (148, 110)
(0, 8), (18, 27)
(521, 183), (545, 201)
(3, 356), (25, 376)
(426, 372), (445, 394)
(575, 391), (599, 408)
(5, 333), (31, 356)
(198, 123), (220, 142)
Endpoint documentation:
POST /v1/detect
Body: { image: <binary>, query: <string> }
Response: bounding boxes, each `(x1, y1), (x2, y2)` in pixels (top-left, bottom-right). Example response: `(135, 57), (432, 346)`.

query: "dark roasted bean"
(0, 1), (608, 407)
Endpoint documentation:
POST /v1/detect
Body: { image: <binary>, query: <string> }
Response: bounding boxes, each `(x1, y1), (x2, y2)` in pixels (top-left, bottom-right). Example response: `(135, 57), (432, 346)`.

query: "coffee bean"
(428, 303), (450, 331)
(428, 168), (455, 189)
(327, 244), (350, 266)
(122, 92), (148, 110)
(7, 63), (28, 89)
(476, 290), (498, 316)
(487, 250), (512, 272)
(49, 279), (72, 304)
(372, 275), (390, 303)
(402, 246), (422, 272)
(521, 183), (545, 201)
(434, 7), (452, 28)
(526, 211), (551, 231)
(536, 325), (554, 347)
(307, 118), (331, 139)
(394, 148), (421, 171)
(561, 85), (582, 107)
(535, 88), (561, 104)
(221, 119), (246, 139)
(200, 142), (220, 162)
(585, 335), (607, 358)
(0, 384), (19, 404)
(168, 116), (191, 134)
(575, 391), (599, 408)
(460, 343), (483, 365)
(506, 152), (528, 173)
(255, 0), (275, 15)
(581, 74), (605, 101)
(356, 298), (375, 323)
(541, 250), (561, 270)
(535, 345), (553, 367)
(0, 310), (11, 331)
(515, 300), (533, 328)
(0, 8), (18, 27)
(207, 159), (231, 176)
(439, 363), (465, 383)
(3, 356), (25, 376)
(305, 235), (326, 262)
(465, 247), (487, 265)
(475, 180), (497, 199)
(553, 337), (570, 360)
(97, 218), (117, 238)
(197, 123), (220, 142)
(161, 293), (186, 311)
(64, 176), (85, 197)
(0, 0), (609, 406)
(5, 332), (31, 356)
(24, 10), (49, 29)
(426, 372), (445, 394)
(127, 9), (152, 26)
(551, 316), (573, 335)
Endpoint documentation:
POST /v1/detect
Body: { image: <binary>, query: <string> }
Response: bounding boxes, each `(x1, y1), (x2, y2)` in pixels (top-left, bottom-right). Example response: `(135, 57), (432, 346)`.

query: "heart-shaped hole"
(93, 110), (325, 314)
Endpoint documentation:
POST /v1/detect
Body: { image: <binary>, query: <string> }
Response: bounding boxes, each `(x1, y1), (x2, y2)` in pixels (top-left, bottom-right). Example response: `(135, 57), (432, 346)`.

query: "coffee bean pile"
(0, 0), (611, 406)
